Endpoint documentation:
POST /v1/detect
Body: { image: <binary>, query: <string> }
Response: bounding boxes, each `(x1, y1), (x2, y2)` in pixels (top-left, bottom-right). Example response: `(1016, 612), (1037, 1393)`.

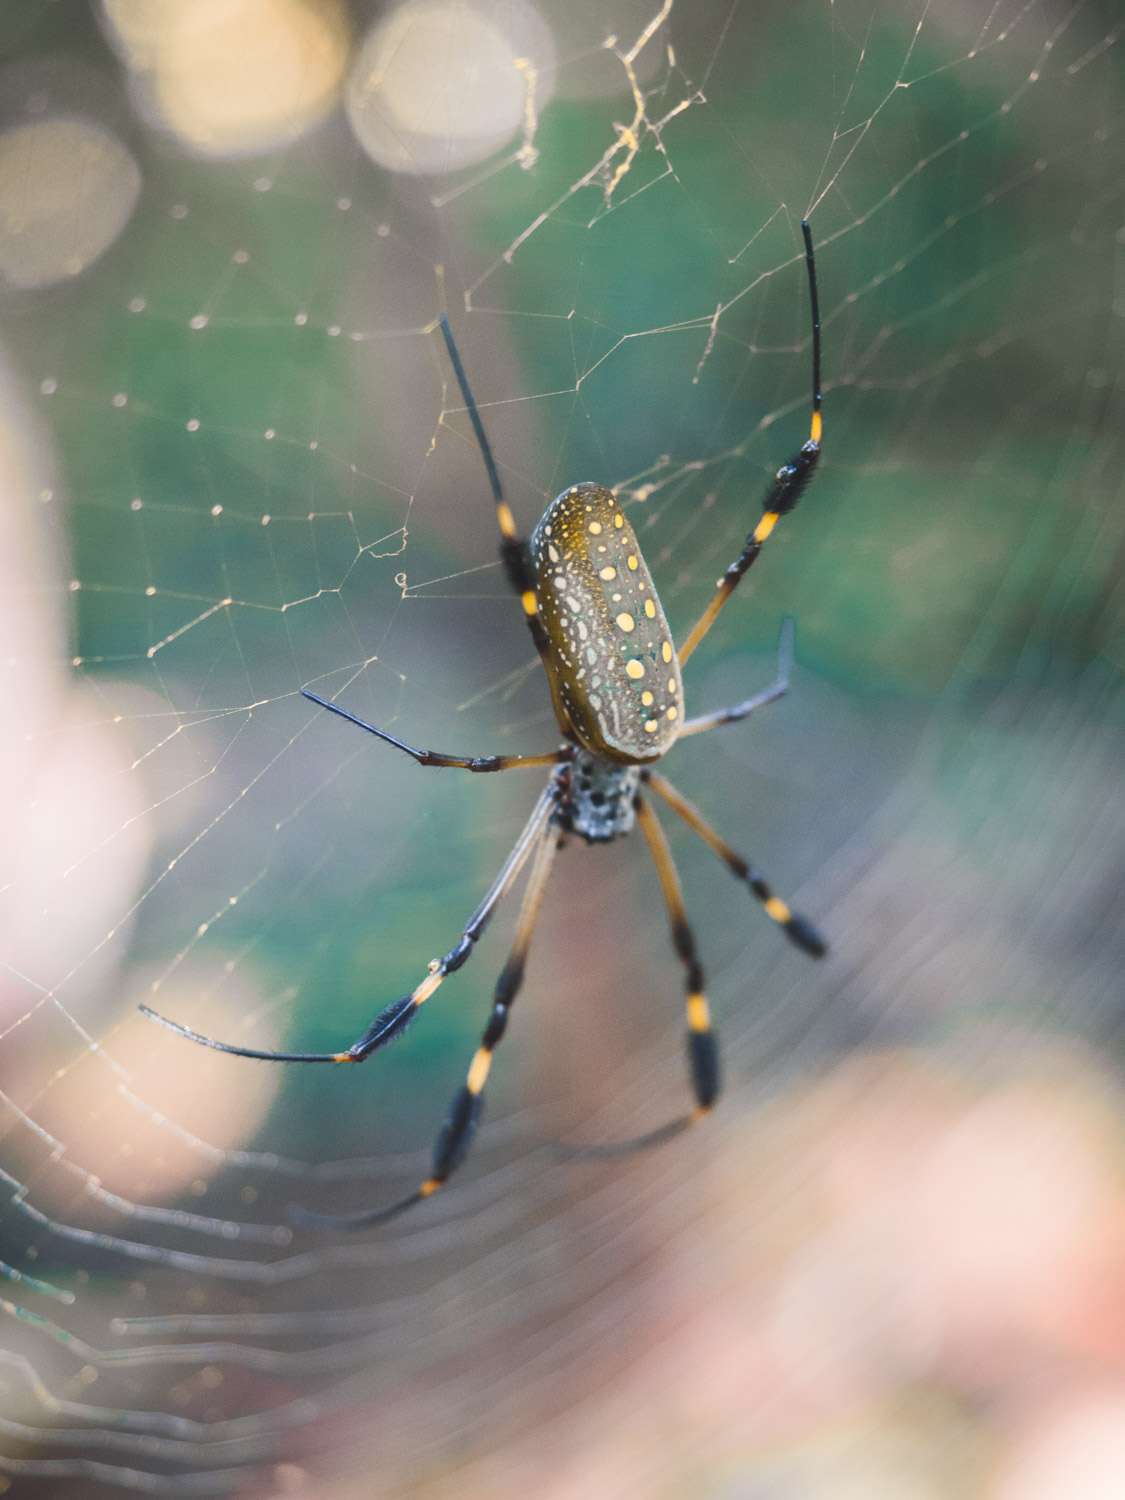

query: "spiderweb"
(0, 0), (1123, 1494)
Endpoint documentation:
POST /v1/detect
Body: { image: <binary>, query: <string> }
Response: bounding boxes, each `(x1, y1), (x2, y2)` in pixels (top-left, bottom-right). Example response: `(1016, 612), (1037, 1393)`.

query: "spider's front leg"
(678, 221), (822, 669)
(438, 313), (576, 736)
(291, 820), (562, 1229)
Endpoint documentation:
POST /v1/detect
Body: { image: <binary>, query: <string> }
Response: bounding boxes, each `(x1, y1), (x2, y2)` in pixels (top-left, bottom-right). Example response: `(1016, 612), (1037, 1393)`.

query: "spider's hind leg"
(635, 792), (720, 1124)
(642, 770), (827, 958)
(556, 791), (718, 1162)
(291, 819), (563, 1230)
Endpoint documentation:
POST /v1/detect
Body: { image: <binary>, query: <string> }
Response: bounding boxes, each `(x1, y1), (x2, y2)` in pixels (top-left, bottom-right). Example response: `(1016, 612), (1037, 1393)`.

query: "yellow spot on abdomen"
(667, 706), (677, 720)
(644, 599), (656, 619)
(662, 641), (672, 663)
(625, 659), (645, 679)
(627, 555), (638, 570)
(599, 566), (616, 581)
(616, 612), (635, 632)
(614, 513), (624, 528)
(588, 521), (603, 535)
(644, 719), (658, 733)
(548, 544), (559, 563)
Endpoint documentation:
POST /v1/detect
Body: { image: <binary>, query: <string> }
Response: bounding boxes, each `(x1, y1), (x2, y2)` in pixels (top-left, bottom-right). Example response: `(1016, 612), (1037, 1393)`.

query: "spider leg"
(141, 777), (561, 1062)
(301, 690), (571, 771)
(642, 769), (826, 957)
(290, 817), (562, 1229)
(557, 791), (716, 1161)
(677, 616), (794, 738)
(678, 223), (821, 669)
(438, 315), (575, 737)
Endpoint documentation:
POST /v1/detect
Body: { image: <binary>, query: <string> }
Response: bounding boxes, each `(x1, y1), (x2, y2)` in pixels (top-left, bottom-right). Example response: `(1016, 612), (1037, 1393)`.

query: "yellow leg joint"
(413, 969), (444, 1006)
(753, 511), (779, 543)
(686, 993), (711, 1033)
(497, 502), (517, 539)
(764, 896), (791, 923)
(419, 1179), (441, 1198)
(466, 1047), (492, 1095)
(810, 410), (822, 445)
(521, 590), (539, 617)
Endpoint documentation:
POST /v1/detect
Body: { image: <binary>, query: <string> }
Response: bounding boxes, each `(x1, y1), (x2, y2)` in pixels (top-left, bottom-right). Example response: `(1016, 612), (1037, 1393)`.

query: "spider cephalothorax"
(561, 753), (641, 843)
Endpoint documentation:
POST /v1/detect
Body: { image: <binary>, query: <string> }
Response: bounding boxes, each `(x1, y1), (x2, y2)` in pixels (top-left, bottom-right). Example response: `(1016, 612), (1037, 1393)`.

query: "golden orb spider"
(143, 221), (827, 1230)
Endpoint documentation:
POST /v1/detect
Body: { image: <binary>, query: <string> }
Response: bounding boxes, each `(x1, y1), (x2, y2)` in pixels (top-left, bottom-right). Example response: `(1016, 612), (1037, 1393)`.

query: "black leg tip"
(432, 1086), (484, 1179)
(785, 913), (828, 958)
(687, 1030), (720, 1109)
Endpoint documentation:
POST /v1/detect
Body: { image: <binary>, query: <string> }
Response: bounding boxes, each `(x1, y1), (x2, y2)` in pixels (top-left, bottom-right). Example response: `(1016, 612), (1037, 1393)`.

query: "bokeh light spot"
(102, 0), (349, 159)
(0, 117), (140, 290)
(346, 0), (555, 176)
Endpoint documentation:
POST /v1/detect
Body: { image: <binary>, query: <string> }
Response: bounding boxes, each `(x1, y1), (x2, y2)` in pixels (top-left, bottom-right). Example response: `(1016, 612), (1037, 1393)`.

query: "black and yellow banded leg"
(301, 690), (571, 772)
(559, 795), (719, 1163)
(634, 793), (719, 1122)
(438, 311), (538, 610)
(642, 770), (827, 958)
(678, 223), (821, 669)
(291, 822), (562, 1230)
(144, 778), (560, 1066)
(437, 315), (575, 735)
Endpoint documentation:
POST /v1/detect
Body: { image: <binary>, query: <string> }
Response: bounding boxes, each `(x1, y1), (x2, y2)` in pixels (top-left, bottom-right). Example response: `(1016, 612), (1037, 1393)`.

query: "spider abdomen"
(530, 483), (683, 765)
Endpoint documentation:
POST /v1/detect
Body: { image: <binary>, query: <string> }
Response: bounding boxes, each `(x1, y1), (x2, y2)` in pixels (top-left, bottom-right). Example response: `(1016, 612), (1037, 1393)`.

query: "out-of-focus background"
(0, 0), (1123, 1495)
